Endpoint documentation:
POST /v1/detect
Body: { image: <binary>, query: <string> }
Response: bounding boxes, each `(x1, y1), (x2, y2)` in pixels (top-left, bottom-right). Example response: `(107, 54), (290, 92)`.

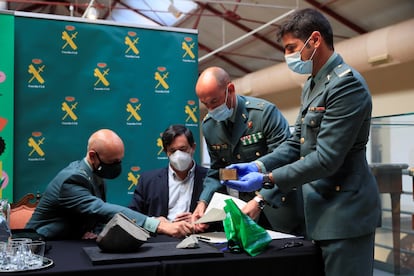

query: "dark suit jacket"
(129, 165), (208, 218)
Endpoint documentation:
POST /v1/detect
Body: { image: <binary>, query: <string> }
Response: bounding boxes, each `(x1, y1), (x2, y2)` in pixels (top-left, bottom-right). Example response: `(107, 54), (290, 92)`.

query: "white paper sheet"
(193, 230), (297, 244)
(194, 192), (247, 224)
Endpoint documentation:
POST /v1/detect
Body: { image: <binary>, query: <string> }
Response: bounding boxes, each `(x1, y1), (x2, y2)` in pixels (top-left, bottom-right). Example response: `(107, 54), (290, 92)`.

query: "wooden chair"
(9, 193), (41, 230)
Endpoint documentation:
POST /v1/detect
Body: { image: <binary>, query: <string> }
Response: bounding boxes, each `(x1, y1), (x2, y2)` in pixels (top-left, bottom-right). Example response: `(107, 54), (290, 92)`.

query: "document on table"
(192, 232), (228, 244)
(193, 192), (299, 243)
(194, 192), (247, 224)
(193, 230), (297, 244)
(266, 229), (297, 239)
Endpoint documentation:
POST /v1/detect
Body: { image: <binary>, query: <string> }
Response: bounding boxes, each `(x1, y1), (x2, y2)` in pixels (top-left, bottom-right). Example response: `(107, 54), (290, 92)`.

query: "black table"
(1, 235), (324, 275)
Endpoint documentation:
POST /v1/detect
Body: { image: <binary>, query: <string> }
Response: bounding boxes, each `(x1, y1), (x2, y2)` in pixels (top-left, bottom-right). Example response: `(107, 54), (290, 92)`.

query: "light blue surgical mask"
(208, 88), (234, 121)
(284, 36), (317, 75)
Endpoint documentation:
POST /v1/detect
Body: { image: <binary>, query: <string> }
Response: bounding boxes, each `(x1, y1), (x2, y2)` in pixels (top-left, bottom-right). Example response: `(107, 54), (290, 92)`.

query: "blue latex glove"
(223, 172), (263, 192)
(226, 162), (259, 178)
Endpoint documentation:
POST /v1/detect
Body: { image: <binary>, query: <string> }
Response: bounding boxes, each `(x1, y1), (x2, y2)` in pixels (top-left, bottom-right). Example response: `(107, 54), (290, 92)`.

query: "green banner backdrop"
(0, 12), (14, 201)
(3, 12), (199, 206)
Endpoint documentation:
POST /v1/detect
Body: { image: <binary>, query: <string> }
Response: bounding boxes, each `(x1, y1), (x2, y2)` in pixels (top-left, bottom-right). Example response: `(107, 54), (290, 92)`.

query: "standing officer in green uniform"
(192, 66), (304, 235)
(222, 8), (381, 276)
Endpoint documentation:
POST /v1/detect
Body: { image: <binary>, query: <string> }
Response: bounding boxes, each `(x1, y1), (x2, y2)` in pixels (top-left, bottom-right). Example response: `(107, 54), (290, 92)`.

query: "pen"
(196, 236), (210, 241)
(277, 240), (303, 251)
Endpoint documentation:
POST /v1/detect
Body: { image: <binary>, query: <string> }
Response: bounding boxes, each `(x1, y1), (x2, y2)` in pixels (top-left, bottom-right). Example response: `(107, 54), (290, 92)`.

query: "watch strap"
(262, 173), (274, 189)
(253, 196), (265, 210)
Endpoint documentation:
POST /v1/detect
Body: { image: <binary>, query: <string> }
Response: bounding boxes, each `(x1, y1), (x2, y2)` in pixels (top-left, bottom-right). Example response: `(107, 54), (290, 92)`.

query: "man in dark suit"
(223, 8), (381, 276)
(26, 129), (194, 240)
(129, 125), (207, 223)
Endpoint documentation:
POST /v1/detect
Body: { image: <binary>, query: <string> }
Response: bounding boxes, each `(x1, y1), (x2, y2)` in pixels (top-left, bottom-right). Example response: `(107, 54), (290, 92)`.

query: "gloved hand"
(222, 172), (263, 192)
(226, 162), (259, 178)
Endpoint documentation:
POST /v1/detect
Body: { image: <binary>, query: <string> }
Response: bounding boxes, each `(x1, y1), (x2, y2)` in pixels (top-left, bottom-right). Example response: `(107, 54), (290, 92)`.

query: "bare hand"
(173, 212), (192, 223)
(82, 231), (98, 240)
(194, 222), (209, 233)
(242, 199), (261, 221)
(191, 201), (206, 222)
(157, 220), (194, 238)
(191, 201), (209, 233)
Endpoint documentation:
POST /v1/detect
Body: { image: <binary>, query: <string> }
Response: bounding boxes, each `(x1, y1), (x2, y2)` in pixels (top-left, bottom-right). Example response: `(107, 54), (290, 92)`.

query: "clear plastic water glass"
(0, 237), (46, 271)
(26, 240), (45, 268)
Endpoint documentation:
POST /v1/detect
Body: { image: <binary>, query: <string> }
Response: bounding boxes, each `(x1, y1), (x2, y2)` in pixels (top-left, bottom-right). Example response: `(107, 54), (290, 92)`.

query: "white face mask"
(284, 36), (317, 75)
(208, 87), (234, 121)
(169, 150), (193, 171)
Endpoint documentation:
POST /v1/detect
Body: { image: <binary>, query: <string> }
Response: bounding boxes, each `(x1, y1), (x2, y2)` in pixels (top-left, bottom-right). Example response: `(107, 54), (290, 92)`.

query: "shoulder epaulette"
(333, 64), (352, 78)
(245, 97), (267, 110)
(78, 169), (92, 181)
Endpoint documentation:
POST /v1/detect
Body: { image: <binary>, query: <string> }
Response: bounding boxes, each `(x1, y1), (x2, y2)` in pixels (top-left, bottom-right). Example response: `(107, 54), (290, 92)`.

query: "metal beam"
(198, 42), (251, 73)
(199, 8), (295, 62)
(305, 0), (367, 34)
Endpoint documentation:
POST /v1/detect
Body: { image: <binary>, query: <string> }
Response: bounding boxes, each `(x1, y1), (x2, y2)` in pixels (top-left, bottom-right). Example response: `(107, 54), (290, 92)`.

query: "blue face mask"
(208, 88), (234, 121)
(284, 36), (317, 75)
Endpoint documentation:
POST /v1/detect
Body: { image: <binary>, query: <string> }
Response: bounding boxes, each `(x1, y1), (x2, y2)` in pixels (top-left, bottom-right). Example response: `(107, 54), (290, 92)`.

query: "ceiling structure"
(4, 0), (414, 81)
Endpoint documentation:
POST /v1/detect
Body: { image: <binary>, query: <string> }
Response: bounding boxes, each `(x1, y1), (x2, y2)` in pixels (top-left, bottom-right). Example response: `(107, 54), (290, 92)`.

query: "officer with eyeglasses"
(191, 66), (305, 236)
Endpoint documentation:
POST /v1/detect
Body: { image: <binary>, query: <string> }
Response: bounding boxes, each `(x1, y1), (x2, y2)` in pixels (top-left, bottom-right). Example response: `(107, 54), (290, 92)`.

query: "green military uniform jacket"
(26, 159), (158, 239)
(200, 95), (303, 233)
(258, 53), (381, 240)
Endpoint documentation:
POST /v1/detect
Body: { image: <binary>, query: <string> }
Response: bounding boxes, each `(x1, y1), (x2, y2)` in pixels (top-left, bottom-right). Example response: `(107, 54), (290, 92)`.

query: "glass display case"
(368, 112), (414, 274)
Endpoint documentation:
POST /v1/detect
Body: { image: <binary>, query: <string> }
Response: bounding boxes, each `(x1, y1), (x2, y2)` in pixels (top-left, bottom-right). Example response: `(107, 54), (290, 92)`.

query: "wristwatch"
(262, 173), (274, 189)
(253, 196), (265, 210)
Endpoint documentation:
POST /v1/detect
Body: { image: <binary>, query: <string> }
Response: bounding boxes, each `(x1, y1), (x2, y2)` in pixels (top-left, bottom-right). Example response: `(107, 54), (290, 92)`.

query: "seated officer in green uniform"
(192, 66), (304, 235)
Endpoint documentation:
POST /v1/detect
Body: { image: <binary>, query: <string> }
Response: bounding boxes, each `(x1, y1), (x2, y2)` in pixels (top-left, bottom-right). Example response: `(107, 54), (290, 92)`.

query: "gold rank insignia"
(240, 132), (263, 146)
(211, 144), (229, 150)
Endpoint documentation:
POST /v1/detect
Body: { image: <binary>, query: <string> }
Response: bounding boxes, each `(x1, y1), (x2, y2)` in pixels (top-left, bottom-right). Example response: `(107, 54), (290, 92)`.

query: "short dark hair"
(276, 8), (334, 50)
(161, 124), (194, 151)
